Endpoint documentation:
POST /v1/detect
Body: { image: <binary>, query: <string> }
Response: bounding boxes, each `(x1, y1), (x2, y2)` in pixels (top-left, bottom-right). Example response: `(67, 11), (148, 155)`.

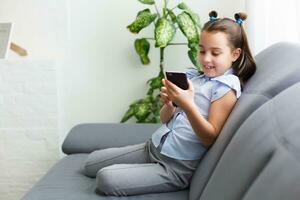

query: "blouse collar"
(200, 68), (234, 80)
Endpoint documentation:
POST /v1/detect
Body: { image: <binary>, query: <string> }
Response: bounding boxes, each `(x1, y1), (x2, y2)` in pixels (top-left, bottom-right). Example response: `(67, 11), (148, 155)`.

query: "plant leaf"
(147, 88), (154, 95)
(134, 102), (151, 121)
(177, 2), (189, 10)
(155, 18), (176, 48)
(120, 106), (135, 122)
(134, 38), (150, 65)
(177, 3), (201, 28)
(127, 9), (157, 34)
(144, 95), (153, 103)
(188, 44), (201, 70)
(144, 116), (159, 123)
(138, 0), (155, 5)
(130, 98), (144, 106)
(147, 75), (163, 89)
(166, 9), (177, 23)
(177, 11), (199, 44)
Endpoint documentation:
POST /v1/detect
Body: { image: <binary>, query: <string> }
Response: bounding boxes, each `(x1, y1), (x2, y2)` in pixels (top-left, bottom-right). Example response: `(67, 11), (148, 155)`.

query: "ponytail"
(203, 11), (256, 86)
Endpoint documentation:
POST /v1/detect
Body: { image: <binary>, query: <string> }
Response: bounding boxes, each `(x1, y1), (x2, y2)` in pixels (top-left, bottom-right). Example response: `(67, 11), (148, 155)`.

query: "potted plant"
(121, 0), (201, 123)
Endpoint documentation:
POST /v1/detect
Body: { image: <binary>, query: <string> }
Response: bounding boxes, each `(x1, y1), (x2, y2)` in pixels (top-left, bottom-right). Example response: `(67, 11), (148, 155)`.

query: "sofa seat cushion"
(22, 154), (189, 200)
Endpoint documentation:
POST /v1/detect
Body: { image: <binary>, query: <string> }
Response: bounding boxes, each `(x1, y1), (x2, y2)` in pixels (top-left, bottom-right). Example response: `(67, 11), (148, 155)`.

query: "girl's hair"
(202, 11), (256, 85)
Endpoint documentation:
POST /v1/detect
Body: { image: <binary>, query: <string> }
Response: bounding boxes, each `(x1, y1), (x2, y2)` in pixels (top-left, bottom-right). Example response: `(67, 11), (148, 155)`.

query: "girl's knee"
(84, 152), (99, 178)
(96, 167), (122, 196)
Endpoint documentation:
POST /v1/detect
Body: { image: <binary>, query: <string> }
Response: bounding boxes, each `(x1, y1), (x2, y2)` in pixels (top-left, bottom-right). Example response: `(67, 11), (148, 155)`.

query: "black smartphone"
(165, 71), (189, 90)
(165, 72), (189, 107)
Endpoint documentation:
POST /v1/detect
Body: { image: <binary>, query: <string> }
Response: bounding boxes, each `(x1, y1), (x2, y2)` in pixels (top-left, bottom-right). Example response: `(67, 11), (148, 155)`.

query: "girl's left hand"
(163, 79), (195, 110)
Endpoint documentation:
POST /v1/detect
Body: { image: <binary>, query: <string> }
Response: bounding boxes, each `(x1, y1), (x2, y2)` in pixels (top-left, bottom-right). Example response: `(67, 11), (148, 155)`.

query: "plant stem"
(144, 37), (156, 40)
(154, 2), (160, 17)
(168, 43), (188, 45)
(163, 0), (167, 16)
(170, 5), (177, 11)
(160, 47), (165, 75)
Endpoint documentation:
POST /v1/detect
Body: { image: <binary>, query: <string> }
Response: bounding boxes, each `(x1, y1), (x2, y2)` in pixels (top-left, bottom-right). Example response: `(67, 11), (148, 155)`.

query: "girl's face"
(199, 31), (241, 77)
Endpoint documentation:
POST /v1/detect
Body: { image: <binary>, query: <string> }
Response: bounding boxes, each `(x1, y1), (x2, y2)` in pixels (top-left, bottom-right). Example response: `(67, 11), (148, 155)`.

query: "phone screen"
(165, 72), (189, 90)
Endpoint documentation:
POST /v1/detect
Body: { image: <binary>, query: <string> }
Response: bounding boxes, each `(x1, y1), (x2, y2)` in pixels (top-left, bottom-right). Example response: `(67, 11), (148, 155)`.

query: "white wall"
(0, 1), (245, 199)
(0, 60), (58, 200)
(61, 0), (246, 142)
(0, 0), (67, 60)
(0, 1), (66, 200)
(246, 0), (300, 55)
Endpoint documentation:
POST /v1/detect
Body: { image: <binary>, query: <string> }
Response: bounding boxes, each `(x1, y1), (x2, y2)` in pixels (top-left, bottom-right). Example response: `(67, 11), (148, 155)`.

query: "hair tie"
(236, 18), (243, 25)
(210, 16), (217, 22)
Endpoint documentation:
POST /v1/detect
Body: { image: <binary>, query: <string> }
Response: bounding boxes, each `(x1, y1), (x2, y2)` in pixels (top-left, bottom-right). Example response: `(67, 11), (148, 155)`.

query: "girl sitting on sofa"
(84, 11), (256, 196)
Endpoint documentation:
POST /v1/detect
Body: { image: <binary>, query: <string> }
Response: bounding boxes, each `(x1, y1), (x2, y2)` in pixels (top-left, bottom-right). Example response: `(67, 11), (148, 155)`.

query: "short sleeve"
(186, 68), (201, 79)
(211, 74), (241, 102)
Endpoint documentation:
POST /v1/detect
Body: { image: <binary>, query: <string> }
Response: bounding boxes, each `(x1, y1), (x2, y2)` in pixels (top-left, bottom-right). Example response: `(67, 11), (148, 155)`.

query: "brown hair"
(202, 11), (256, 85)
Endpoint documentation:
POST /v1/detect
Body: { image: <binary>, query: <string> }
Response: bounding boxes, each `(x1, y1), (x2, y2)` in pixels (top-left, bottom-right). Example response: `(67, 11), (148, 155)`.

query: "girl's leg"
(84, 142), (150, 177)
(96, 163), (185, 196)
(96, 141), (200, 196)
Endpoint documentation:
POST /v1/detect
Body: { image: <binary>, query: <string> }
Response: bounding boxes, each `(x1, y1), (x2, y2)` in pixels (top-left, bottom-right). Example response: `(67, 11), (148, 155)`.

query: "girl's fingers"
(165, 79), (174, 91)
(162, 79), (166, 87)
(161, 86), (167, 93)
(160, 93), (170, 104)
(160, 91), (169, 99)
(165, 79), (181, 95)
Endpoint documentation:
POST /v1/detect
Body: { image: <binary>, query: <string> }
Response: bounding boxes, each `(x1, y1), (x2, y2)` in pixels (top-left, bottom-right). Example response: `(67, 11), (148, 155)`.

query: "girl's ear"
(232, 48), (241, 62)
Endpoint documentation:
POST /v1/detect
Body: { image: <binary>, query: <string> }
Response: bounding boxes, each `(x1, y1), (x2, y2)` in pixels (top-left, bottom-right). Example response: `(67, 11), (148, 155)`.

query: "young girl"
(84, 11), (256, 196)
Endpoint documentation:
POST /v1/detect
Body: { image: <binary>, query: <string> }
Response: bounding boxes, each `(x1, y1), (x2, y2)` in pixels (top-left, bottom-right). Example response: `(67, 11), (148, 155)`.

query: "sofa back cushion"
(197, 82), (300, 200)
(62, 123), (160, 154)
(190, 42), (300, 199)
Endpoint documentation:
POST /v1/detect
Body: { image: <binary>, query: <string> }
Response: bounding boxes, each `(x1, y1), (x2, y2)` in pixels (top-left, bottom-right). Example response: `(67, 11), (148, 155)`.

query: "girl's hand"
(160, 80), (174, 107)
(163, 78), (195, 110)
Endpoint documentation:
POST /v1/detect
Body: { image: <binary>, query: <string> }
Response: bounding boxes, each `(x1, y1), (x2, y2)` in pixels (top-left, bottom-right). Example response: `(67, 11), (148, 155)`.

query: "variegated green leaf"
(188, 44), (201, 70)
(130, 98), (143, 106)
(147, 88), (154, 95)
(134, 102), (151, 121)
(120, 106), (135, 122)
(189, 13), (201, 28)
(144, 95), (153, 103)
(154, 94), (163, 112)
(155, 18), (176, 48)
(134, 38), (150, 65)
(143, 116), (158, 123)
(166, 9), (177, 23)
(177, 11), (199, 44)
(127, 9), (157, 34)
(177, 3), (201, 28)
(177, 2), (189, 10)
(147, 73), (164, 89)
(150, 76), (163, 89)
(138, 0), (155, 5)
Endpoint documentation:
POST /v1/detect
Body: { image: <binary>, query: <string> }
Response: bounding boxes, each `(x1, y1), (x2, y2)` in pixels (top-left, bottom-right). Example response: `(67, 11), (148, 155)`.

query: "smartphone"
(165, 72), (189, 107)
(165, 71), (189, 90)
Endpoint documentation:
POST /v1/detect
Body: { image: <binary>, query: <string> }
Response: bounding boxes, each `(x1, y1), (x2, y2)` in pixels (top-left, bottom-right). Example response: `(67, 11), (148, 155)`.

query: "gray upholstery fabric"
(198, 82), (300, 200)
(22, 154), (189, 200)
(62, 123), (160, 154)
(189, 42), (300, 200)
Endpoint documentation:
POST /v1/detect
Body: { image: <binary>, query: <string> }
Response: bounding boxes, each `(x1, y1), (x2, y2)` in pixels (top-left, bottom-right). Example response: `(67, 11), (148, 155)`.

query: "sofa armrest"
(62, 123), (160, 154)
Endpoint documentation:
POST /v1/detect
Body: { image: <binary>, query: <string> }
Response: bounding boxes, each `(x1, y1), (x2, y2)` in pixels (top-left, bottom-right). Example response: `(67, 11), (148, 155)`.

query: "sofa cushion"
(190, 42), (300, 199)
(21, 154), (189, 200)
(62, 123), (160, 154)
(197, 82), (300, 200)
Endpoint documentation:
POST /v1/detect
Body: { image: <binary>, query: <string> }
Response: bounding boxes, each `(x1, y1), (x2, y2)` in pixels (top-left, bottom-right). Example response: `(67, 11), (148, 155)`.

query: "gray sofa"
(22, 42), (300, 200)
